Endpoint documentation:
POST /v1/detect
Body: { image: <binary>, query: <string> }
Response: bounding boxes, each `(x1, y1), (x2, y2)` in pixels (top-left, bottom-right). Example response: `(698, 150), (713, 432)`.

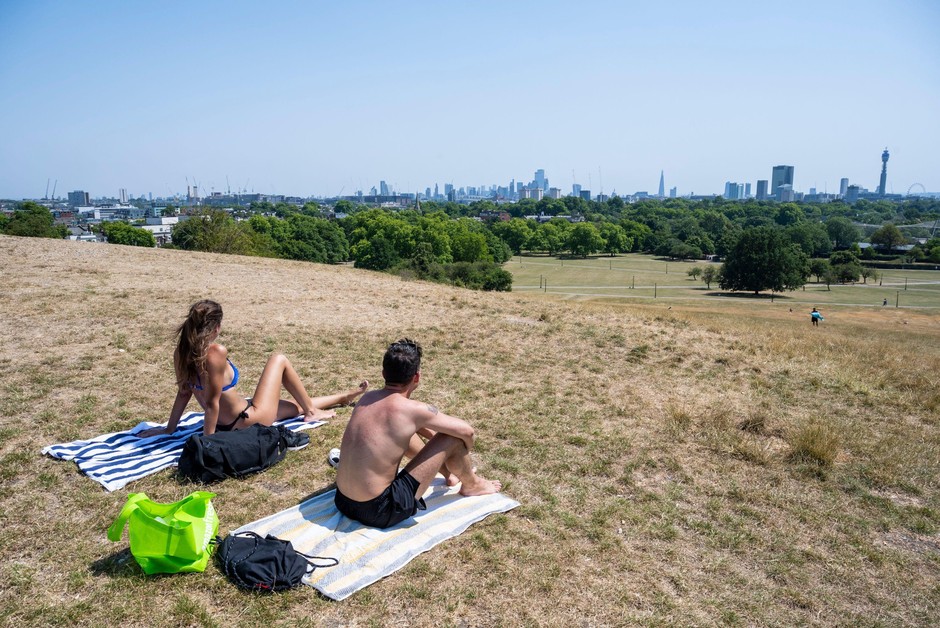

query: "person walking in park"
(811, 307), (824, 326)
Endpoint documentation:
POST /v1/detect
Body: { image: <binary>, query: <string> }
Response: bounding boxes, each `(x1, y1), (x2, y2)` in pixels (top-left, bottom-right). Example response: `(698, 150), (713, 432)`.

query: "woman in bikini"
(138, 300), (367, 437)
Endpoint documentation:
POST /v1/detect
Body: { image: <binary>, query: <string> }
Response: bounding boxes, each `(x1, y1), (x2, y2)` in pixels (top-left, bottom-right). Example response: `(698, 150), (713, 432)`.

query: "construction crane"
(226, 175), (231, 195)
(50, 179), (57, 200)
(44, 178), (50, 200)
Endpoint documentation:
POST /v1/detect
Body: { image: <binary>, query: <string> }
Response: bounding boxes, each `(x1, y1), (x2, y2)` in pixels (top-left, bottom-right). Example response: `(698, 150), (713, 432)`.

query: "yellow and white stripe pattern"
(232, 478), (519, 600)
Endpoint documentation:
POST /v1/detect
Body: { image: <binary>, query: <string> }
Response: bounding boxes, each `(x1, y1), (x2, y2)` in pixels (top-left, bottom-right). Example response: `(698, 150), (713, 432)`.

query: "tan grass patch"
(4, 236), (940, 626)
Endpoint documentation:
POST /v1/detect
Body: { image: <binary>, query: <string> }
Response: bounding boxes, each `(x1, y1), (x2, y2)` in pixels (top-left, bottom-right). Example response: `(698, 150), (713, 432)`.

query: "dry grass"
(2, 234), (940, 626)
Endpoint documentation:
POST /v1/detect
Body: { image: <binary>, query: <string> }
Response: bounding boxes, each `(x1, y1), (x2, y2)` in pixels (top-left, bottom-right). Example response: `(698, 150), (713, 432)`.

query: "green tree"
(101, 221), (156, 247)
(490, 218), (532, 255)
(4, 201), (67, 238)
(869, 224), (906, 252)
(829, 250), (862, 283)
(352, 233), (399, 270)
(687, 266), (702, 280)
(719, 226), (809, 294)
(786, 222), (832, 257)
(825, 216), (860, 250)
(775, 203), (805, 226)
(567, 222), (604, 257)
(809, 258), (830, 283)
(701, 265), (719, 289)
(860, 266), (878, 284)
(598, 222), (631, 256)
(170, 209), (254, 255)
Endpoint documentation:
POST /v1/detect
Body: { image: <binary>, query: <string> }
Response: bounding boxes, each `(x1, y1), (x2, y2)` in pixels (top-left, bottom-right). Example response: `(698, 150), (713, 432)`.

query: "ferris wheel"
(907, 183), (926, 196)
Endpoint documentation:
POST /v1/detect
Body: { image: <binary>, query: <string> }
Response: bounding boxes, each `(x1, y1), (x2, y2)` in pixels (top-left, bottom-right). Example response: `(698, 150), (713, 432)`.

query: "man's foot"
(458, 475), (502, 497)
(340, 380), (369, 406)
(304, 408), (336, 422)
(445, 466), (475, 487)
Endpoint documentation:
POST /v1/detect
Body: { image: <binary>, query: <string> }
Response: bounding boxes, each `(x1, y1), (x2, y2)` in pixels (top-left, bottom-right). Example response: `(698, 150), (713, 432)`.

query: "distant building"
(68, 190), (90, 207)
(777, 184), (795, 202)
(547, 187), (562, 199)
(669, 186), (677, 198)
(380, 181), (390, 196)
(846, 185), (860, 203)
(745, 182), (751, 198)
(756, 180), (769, 200)
(771, 165), (794, 201)
(579, 189), (591, 201)
(658, 171), (665, 198)
(840, 178), (849, 197)
(572, 183), (582, 198)
(878, 148), (889, 196)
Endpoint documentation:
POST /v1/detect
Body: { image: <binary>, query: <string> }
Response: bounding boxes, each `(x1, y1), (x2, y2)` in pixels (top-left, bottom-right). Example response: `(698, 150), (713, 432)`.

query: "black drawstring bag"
(217, 531), (338, 592)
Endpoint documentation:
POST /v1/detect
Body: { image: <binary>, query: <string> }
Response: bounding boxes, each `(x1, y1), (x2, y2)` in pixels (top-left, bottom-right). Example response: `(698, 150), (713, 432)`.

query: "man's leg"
(404, 433), (501, 500)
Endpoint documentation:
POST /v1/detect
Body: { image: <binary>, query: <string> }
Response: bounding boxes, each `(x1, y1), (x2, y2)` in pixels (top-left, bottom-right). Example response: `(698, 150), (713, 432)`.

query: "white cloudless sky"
(1, 0), (938, 199)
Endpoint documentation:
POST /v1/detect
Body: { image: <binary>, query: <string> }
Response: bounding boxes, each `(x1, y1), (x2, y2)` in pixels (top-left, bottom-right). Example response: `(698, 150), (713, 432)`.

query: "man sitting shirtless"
(334, 338), (501, 528)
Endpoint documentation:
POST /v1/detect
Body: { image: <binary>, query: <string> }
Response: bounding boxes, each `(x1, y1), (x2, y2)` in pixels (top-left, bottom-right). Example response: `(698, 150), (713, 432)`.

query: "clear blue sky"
(1, 0), (938, 200)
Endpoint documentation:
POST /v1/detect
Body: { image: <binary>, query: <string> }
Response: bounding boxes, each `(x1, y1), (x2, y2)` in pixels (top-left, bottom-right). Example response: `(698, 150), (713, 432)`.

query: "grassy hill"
(1, 234), (938, 626)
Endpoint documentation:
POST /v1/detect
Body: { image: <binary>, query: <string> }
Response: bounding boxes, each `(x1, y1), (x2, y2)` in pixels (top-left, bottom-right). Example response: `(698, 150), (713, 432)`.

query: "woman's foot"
(340, 380), (369, 406)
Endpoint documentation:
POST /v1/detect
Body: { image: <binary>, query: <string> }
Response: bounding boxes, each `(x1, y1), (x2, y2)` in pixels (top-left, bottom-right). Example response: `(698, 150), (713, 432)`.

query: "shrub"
(788, 421), (840, 466)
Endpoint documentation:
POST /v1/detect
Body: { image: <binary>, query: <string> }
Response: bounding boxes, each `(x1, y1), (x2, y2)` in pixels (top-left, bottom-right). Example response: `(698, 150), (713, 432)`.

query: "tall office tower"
(119, 188), (128, 204)
(878, 148), (889, 196)
(380, 180), (389, 196)
(434, 183), (439, 199)
(756, 180), (769, 200)
(745, 183), (751, 198)
(572, 183), (582, 197)
(534, 169), (545, 191)
(839, 178), (849, 197)
(444, 183), (454, 197)
(658, 171), (665, 198)
(68, 190), (90, 206)
(425, 187), (431, 200)
(771, 165), (794, 200)
(669, 186), (677, 198)
(724, 182), (732, 198)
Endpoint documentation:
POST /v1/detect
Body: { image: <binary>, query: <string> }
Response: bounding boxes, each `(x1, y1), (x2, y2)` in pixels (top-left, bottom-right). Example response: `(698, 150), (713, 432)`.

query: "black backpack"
(178, 424), (306, 483)
(217, 531), (338, 592)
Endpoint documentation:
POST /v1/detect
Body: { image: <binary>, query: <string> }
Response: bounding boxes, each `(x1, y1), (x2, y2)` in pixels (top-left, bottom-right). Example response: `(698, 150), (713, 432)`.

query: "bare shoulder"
(206, 343), (228, 361)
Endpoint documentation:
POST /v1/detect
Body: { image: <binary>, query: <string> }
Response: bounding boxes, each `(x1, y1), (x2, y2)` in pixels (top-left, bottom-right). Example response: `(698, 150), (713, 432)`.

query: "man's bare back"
(333, 339), (500, 528)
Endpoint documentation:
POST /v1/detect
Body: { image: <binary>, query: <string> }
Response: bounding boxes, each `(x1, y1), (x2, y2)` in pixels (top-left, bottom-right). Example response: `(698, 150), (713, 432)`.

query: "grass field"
(507, 253), (940, 311)
(2, 235), (939, 627)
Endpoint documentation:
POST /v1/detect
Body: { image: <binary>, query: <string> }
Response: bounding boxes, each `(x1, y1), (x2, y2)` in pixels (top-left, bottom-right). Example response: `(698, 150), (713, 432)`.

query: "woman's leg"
(248, 353), (367, 425)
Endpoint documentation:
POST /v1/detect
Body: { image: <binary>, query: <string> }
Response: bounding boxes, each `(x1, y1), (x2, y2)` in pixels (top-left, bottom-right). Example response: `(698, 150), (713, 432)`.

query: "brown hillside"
(1, 234), (938, 626)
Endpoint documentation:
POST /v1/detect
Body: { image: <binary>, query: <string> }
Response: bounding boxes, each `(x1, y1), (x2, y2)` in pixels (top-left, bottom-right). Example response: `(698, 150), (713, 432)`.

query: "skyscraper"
(878, 148), (889, 196)
(756, 180), (769, 200)
(380, 180), (389, 196)
(771, 165), (794, 200)
(534, 169), (545, 191)
(839, 178), (849, 197)
(658, 171), (665, 198)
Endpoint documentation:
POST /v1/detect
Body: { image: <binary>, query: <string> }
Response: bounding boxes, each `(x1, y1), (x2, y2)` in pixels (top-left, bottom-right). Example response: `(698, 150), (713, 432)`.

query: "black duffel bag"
(178, 424), (308, 483)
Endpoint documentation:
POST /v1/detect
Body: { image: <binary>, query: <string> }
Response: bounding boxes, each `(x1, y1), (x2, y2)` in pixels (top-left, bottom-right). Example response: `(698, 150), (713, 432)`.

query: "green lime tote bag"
(107, 491), (219, 574)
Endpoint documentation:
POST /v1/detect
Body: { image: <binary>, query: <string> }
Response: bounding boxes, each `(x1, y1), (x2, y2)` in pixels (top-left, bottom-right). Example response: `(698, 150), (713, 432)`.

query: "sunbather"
(334, 338), (500, 528)
(138, 300), (367, 437)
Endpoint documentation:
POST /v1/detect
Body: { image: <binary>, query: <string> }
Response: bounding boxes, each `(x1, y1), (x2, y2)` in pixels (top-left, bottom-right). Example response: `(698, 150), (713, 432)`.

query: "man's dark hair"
(383, 338), (423, 385)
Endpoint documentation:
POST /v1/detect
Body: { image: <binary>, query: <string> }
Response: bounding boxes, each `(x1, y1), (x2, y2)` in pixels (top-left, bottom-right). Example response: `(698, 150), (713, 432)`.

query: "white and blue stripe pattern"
(233, 478), (519, 600)
(41, 412), (325, 492)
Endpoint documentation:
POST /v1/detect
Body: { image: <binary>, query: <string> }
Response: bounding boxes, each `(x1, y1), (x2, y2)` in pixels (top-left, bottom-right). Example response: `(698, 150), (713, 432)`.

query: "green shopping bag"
(107, 491), (219, 574)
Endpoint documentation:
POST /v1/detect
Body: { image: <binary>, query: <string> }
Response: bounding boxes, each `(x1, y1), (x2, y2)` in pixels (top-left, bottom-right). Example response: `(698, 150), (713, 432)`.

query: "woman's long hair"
(174, 300), (223, 387)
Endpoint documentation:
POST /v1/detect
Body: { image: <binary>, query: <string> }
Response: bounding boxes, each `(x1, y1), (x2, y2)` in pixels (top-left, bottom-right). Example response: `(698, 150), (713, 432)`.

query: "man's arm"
(415, 403), (475, 451)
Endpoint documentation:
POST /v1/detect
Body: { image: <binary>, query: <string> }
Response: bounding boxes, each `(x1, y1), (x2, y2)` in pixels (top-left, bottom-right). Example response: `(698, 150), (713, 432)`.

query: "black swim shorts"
(335, 469), (427, 528)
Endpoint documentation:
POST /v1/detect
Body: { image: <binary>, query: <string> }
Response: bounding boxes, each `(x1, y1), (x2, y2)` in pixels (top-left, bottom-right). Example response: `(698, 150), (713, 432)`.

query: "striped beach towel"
(233, 478), (519, 600)
(42, 412), (325, 492)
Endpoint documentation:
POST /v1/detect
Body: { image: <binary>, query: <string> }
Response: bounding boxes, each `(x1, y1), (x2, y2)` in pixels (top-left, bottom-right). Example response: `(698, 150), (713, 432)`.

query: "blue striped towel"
(41, 412), (325, 492)
(233, 478), (519, 600)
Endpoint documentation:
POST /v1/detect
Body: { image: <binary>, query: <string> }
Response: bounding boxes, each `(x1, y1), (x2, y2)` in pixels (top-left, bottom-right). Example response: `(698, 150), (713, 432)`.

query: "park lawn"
(507, 253), (940, 310)
(1, 235), (939, 627)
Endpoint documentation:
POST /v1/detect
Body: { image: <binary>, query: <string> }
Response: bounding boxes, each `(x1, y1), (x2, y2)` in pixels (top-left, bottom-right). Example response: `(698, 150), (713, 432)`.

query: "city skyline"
(1, 1), (938, 199)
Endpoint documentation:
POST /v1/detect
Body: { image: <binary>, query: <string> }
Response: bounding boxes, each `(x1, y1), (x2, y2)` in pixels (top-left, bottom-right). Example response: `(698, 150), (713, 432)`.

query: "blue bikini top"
(192, 358), (239, 392)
